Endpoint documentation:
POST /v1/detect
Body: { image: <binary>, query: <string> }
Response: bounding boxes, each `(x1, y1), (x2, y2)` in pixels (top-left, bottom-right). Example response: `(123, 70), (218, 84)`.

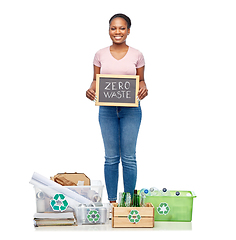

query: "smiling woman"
(86, 13), (148, 203)
(109, 14), (131, 59)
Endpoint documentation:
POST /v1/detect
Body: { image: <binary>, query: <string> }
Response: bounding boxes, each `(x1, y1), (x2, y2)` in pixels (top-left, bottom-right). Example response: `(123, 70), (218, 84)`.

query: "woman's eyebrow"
(110, 25), (125, 28)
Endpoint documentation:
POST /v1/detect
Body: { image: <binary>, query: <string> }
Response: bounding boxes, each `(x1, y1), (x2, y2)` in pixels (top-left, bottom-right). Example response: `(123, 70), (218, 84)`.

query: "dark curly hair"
(109, 13), (131, 29)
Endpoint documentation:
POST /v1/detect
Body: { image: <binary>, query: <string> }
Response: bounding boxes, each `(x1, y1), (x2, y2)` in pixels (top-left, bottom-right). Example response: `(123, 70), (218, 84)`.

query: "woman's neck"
(110, 42), (128, 51)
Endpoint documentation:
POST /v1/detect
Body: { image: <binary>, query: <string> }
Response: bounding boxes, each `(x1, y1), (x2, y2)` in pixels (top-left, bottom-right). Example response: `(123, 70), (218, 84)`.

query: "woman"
(86, 13), (148, 203)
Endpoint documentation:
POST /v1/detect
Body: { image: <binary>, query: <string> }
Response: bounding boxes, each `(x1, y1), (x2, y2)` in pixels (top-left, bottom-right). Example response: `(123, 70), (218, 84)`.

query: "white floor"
(34, 220), (192, 231)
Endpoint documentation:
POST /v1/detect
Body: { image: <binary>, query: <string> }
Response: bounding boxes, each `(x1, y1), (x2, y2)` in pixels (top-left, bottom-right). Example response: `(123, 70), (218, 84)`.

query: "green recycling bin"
(145, 191), (196, 222)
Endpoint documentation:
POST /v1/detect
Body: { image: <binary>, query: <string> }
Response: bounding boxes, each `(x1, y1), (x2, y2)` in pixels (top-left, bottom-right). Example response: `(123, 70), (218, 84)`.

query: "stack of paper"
(33, 212), (76, 227)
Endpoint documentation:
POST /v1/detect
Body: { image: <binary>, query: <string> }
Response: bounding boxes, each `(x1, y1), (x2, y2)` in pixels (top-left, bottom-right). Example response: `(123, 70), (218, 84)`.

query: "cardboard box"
(51, 172), (90, 186)
(112, 203), (154, 228)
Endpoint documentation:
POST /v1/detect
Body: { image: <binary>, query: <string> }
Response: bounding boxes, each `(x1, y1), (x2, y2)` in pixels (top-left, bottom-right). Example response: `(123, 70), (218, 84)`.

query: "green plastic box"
(145, 191), (196, 222)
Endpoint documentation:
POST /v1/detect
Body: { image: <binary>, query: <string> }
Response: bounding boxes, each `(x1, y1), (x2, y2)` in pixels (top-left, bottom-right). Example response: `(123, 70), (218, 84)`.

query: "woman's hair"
(109, 13), (131, 29)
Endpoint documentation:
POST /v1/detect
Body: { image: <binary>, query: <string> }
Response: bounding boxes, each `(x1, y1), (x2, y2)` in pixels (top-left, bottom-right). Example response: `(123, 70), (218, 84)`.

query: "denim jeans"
(99, 105), (142, 201)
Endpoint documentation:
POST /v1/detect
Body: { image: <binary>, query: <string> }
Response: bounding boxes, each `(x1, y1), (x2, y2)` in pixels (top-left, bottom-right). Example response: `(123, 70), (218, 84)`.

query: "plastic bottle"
(162, 188), (171, 196)
(125, 192), (131, 207)
(139, 188), (150, 196)
(140, 192), (146, 207)
(149, 187), (162, 196)
(87, 190), (101, 202)
(118, 192), (122, 207)
(175, 191), (180, 196)
(118, 192), (126, 207)
(36, 191), (46, 212)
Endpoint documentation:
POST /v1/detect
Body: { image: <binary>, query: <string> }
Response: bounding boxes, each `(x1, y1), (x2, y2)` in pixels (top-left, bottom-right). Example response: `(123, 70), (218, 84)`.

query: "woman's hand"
(138, 81), (148, 100)
(86, 88), (96, 101)
(86, 80), (97, 101)
(136, 66), (148, 100)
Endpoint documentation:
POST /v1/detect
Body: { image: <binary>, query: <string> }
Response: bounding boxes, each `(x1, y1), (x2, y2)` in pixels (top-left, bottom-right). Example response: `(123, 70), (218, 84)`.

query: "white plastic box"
(34, 180), (104, 213)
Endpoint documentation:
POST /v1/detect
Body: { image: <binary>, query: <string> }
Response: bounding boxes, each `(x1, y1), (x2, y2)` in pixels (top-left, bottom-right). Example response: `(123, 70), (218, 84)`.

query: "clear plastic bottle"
(125, 192), (131, 207)
(118, 192), (123, 207)
(139, 188), (150, 196)
(149, 187), (162, 196)
(140, 192), (146, 207)
(162, 188), (171, 196)
(120, 192), (126, 207)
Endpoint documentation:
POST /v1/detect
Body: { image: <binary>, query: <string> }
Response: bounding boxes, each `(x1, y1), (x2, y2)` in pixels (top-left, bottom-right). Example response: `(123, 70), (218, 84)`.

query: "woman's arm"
(86, 65), (100, 101)
(136, 66), (148, 100)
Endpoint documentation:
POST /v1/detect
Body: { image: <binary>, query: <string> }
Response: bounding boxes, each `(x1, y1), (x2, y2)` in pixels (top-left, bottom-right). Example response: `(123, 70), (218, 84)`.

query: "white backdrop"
(1, 0), (235, 239)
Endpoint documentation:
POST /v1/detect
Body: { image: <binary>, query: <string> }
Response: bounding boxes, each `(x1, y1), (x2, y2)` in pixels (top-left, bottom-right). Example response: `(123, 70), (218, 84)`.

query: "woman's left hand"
(138, 81), (148, 100)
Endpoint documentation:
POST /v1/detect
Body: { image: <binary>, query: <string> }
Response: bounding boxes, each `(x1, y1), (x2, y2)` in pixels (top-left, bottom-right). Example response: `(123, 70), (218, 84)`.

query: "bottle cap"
(134, 189), (137, 194)
(162, 188), (167, 192)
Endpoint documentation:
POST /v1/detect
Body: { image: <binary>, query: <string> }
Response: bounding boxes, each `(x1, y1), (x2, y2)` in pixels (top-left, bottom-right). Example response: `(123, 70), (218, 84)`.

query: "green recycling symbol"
(87, 210), (100, 223)
(157, 202), (170, 215)
(128, 210), (141, 224)
(50, 193), (69, 212)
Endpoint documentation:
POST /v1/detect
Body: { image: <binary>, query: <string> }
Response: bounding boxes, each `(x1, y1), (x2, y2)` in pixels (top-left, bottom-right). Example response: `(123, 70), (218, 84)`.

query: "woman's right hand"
(86, 88), (96, 101)
(87, 65), (100, 101)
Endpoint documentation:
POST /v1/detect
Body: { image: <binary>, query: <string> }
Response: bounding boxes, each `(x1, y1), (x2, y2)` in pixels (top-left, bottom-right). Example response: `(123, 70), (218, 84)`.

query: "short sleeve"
(93, 50), (101, 67)
(136, 51), (145, 68)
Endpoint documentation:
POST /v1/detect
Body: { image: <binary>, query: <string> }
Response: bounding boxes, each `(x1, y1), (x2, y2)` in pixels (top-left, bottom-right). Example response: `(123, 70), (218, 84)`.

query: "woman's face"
(109, 17), (130, 44)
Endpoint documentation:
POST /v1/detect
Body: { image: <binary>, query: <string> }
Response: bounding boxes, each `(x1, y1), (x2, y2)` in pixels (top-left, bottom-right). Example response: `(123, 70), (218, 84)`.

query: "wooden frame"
(95, 74), (139, 107)
(112, 203), (154, 228)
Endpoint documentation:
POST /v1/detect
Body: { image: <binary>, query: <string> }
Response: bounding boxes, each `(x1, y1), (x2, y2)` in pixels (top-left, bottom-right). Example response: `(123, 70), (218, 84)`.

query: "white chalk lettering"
(103, 90), (131, 99)
(103, 92), (112, 98)
(116, 91), (122, 99)
(124, 81), (130, 90)
(105, 82), (111, 90)
(126, 91), (131, 98)
(112, 82), (117, 90)
(102, 80), (132, 99)
(118, 82), (124, 89)
(121, 91), (126, 98)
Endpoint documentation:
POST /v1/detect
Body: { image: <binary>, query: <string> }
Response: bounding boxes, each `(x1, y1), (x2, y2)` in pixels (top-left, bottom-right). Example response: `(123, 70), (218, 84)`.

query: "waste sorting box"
(34, 180), (104, 213)
(76, 203), (110, 225)
(112, 203), (154, 228)
(145, 191), (196, 222)
(30, 172), (109, 226)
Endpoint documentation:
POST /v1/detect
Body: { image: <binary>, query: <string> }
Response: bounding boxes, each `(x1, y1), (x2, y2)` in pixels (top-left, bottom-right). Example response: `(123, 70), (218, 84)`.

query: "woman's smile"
(114, 36), (123, 40)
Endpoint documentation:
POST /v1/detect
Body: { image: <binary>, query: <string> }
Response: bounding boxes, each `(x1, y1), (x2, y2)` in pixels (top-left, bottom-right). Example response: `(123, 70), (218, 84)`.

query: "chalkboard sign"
(95, 74), (139, 107)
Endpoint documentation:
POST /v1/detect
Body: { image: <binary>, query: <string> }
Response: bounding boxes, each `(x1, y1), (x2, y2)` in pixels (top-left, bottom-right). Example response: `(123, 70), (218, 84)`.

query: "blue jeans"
(99, 105), (142, 201)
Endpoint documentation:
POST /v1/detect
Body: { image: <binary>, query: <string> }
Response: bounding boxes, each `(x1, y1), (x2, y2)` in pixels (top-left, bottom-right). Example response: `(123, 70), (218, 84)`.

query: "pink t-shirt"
(93, 46), (145, 75)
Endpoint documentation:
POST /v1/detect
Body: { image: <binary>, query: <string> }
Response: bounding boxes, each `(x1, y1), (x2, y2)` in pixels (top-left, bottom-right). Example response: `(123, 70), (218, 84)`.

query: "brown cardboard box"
(51, 172), (90, 186)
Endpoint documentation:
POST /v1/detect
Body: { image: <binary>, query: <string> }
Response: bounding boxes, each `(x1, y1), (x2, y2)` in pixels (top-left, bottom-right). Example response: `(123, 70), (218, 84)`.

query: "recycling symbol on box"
(157, 202), (170, 215)
(87, 210), (100, 223)
(50, 193), (69, 212)
(128, 210), (141, 224)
